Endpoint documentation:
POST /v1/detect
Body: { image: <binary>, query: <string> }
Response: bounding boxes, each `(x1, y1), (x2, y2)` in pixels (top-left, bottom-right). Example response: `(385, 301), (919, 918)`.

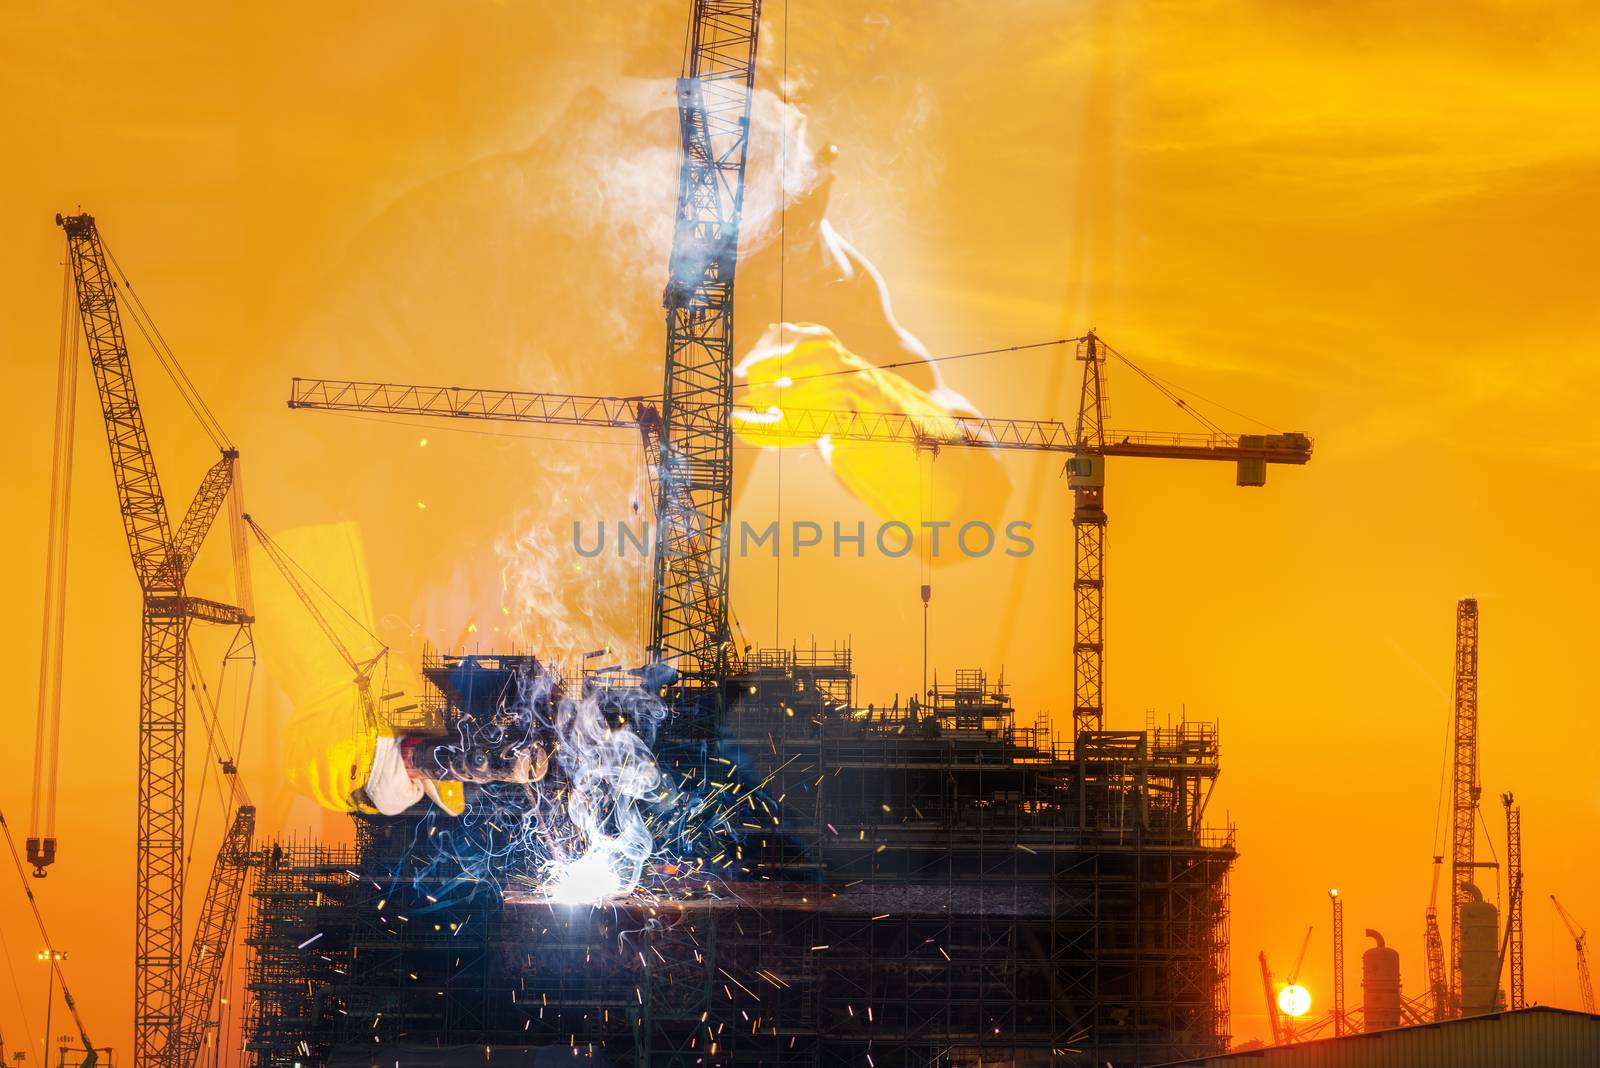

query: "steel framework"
(1069, 335), (1108, 736)
(652, 0), (760, 702)
(1447, 597), (1479, 1011)
(246, 650), (1236, 1068)
(1502, 794), (1524, 1010)
(1330, 890), (1347, 1036)
(176, 804), (256, 1068)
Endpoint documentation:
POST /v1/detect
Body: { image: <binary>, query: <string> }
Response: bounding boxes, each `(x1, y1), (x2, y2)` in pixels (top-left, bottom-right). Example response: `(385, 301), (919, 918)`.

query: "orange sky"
(3, 0), (1599, 1057)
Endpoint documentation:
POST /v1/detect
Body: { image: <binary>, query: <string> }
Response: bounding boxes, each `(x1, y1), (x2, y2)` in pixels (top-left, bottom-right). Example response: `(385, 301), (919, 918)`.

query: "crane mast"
(652, 0), (760, 718)
(59, 213), (249, 1068)
(1502, 793), (1524, 1010)
(1330, 890), (1347, 1036)
(1068, 334), (1108, 735)
(1448, 597), (1480, 1011)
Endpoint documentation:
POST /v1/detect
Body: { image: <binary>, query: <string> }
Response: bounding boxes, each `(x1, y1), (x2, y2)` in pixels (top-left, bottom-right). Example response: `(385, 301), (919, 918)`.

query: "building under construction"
(245, 646), (1235, 1068)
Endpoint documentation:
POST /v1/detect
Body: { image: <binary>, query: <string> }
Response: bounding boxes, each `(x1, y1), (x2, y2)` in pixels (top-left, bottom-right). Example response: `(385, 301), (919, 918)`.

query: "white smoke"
(539, 679), (664, 905)
(495, 453), (665, 904)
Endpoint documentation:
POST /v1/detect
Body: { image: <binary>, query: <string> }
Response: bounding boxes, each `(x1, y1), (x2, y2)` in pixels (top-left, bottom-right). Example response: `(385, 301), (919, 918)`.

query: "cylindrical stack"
(1362, 929), (1402, 1031)
(1459, 882), (1501, 1015)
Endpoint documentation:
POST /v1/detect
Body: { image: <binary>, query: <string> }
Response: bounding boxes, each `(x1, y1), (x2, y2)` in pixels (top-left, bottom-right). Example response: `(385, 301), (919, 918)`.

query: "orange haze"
(3, 1), (1598, 1058)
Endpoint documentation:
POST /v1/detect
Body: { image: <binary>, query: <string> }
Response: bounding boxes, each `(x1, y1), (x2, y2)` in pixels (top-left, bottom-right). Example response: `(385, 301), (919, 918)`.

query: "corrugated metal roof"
(1151, 1006), (1600, 1068)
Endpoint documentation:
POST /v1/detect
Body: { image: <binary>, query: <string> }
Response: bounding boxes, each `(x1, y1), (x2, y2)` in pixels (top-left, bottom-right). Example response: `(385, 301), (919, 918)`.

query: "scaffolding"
(247, 646), (1234, 1067)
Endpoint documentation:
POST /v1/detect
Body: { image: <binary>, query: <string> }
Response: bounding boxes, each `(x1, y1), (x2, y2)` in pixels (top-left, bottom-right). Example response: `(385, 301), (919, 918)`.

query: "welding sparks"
(543, 850), (625, 905)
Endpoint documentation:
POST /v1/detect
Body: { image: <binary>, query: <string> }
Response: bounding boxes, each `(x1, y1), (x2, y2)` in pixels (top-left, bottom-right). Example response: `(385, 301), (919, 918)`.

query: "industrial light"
(1277, 984), (1311, 1018)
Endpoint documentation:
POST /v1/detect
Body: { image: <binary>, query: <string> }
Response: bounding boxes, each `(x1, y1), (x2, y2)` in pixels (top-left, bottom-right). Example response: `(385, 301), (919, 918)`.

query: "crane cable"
(184, 641), (254, 878)
(244, 516), (385, 657)
(244, 514), (388, 740)
(0, 808), (97, 1065)
(100, 236), (233, 452)
(1098, 337), (1285, 437)
(29, 262), (82, 871)
(772, 0), (789, 650)
(729, 336), (1084, 395)
(0, 901), (39, 1063)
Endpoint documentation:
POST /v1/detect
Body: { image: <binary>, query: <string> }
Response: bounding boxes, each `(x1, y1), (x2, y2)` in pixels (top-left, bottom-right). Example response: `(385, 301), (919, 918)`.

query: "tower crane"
(285, 366), (1311, 722)
(1552, 895), (1595, 1013)
(274, 0), (762, 734)
(1064, 333), (1310, 733)
(293, 0), (762, 744)
(283, 0), (1309, 746)
(57, 212), (253, 1068)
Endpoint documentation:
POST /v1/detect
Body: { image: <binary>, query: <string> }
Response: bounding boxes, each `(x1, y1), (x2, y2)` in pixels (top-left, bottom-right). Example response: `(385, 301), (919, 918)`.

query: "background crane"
(174, 801), (254, 1068)
(1447, 596), (1481, 1012)
(1501, 792), (1524, 1010)
(1258, 951), (1283, 1046)
(58, 212), (253, 1068)
(1064, 332), (1310, 735)
(1330, 889), (1347, 1036)
(1423, 857), (1449, 1020)
(1258, 927), (1315, 1045)
(1552, 895), (1595, 1013)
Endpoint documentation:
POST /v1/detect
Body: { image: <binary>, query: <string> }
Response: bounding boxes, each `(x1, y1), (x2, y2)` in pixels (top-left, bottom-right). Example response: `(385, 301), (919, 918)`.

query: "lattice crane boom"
(287, 377), (1313, 467)
(1424, 857), (1449, 1021)
(174, 802), (254, 1068)
(1552, 895), (1595, 1013)
(59, 212), (249, 1068)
